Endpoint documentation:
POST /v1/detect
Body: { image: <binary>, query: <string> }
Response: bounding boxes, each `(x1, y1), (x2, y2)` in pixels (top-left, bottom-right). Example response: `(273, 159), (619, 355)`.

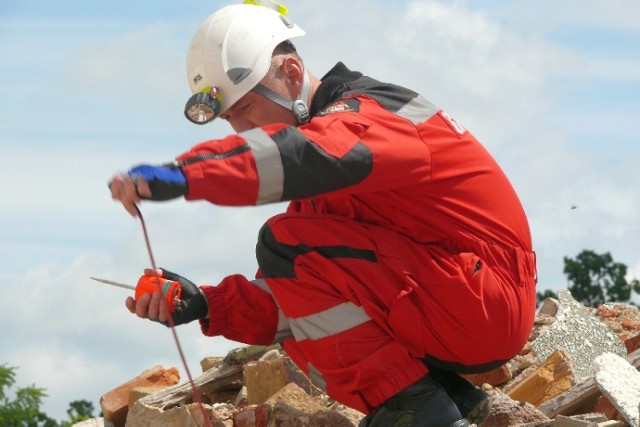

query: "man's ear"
(281, 56), (304, 94)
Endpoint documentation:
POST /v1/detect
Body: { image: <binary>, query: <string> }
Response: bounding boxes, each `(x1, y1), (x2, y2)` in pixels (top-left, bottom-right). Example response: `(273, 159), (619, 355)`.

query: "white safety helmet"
(184, 3), (307, 125)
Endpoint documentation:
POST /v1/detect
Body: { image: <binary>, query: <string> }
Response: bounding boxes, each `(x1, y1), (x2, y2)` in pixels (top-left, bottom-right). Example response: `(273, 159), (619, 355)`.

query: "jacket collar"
(310, 62), (363, 118)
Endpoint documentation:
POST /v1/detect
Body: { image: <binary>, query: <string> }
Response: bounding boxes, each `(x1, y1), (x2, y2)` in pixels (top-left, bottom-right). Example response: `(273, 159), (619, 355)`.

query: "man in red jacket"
(110, 3), (537, 426)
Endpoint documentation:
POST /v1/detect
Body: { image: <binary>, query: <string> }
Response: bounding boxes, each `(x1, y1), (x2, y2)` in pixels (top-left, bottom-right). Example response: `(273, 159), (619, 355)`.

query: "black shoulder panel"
(344, 77), (419, 114)
(271, 126), (373, 200)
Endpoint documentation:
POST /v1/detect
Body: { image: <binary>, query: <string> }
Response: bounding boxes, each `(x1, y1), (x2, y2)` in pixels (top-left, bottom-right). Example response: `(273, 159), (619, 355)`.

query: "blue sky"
(1, 0), (639, 421)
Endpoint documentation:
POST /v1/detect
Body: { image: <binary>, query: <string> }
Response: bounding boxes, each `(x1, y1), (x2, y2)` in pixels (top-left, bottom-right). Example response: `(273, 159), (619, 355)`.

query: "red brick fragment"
(234, 404), (270, 427)
(99, 365), (180, 427)
(593, 395), (619, 420)
(462, 364), (512, 387)
(625, 333), (640, 354)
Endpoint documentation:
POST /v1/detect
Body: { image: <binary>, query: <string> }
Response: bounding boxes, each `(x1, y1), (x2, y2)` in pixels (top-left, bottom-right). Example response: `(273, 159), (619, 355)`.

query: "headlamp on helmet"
(184, 86), (221, 125)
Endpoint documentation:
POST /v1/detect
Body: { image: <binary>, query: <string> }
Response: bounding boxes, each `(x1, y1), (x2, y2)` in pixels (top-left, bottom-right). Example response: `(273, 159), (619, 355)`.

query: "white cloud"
(59, 23), (184, 97)
(294, 0), (563, 150)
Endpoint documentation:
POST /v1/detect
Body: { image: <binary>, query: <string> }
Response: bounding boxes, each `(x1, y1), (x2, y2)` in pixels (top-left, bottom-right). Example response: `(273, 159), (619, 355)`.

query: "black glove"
(128, 163), (188, 201)
(160, 268), (208, 326)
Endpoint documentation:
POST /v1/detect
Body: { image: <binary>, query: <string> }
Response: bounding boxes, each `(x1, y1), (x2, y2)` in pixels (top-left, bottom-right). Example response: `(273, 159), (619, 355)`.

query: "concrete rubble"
(594, 353), (640, 426)
(532, 290), (627, 379)
(75, 291), (640, 427)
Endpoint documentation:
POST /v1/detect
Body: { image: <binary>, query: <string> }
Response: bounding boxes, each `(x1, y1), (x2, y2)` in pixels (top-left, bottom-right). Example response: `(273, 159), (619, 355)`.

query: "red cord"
(135, 206), (213, 427)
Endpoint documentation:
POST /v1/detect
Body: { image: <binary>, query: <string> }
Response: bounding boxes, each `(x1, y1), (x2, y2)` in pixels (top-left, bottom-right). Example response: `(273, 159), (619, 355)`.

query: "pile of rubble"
(76, 290), (640, 427)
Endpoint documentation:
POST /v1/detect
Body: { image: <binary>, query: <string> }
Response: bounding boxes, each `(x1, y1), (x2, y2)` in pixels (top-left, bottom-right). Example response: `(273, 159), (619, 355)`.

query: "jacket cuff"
(198, 285), (227, 337)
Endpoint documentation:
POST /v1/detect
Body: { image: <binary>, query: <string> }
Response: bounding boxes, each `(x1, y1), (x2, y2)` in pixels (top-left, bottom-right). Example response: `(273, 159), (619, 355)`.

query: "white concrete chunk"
(593, 352), (640, 427)
(531, 290), (626, 379)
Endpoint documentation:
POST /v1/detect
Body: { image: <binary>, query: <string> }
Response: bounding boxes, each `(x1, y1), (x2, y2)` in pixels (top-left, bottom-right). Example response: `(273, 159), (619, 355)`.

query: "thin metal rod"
(134, 205), (157, 271)
(90, 277), (136, 291)
(133, 205), (213, 427)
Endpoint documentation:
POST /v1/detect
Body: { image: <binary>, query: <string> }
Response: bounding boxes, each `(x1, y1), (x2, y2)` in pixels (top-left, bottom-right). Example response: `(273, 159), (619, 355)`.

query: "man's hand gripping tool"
(90, 276), (181, 312)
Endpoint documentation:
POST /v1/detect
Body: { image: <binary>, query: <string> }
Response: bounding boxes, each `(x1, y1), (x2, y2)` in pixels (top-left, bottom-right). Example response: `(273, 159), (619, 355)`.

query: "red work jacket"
(176, 62), (536, 359)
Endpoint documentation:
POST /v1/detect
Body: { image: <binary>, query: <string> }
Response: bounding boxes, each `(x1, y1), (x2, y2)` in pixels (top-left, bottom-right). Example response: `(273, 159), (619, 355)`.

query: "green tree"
(0, 364), (56, 426)
(63, 400), (95, 426)
(563, 249), (640, 307)
(0, 364), (94, 427)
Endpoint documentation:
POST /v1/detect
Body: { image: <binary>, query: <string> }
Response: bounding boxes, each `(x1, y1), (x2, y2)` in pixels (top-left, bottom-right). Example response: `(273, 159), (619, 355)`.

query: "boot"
(358, 375), (469, 427)
(426, 366), (491, 425)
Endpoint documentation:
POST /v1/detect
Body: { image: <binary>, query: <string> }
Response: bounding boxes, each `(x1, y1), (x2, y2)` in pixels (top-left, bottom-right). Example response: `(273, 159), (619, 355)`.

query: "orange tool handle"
(135, 275), (182, 313)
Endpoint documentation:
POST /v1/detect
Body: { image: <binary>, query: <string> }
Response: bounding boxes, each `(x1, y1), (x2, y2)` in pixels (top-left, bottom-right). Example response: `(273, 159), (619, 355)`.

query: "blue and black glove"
(159, 268), (209, 327)
(128, 163), (188, 201)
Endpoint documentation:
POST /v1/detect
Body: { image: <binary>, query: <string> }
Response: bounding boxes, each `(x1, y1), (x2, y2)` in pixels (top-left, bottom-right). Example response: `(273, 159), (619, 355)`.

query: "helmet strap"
(254, 70), (311, 124)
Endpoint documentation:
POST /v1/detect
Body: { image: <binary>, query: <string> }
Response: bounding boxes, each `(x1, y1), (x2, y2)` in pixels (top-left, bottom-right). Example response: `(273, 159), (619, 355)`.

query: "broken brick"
(462, 364), (512, 387)
(99, 365), (179, 427)
(507, 349), (576, 406)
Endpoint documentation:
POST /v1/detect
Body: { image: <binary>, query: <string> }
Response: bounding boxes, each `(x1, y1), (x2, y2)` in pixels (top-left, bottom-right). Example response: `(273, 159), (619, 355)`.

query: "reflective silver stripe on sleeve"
(252, 278), (293, 343)
(242, 128), (284, 204)
(396, 95), (439, 125)
(289, 302), (371, 342)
